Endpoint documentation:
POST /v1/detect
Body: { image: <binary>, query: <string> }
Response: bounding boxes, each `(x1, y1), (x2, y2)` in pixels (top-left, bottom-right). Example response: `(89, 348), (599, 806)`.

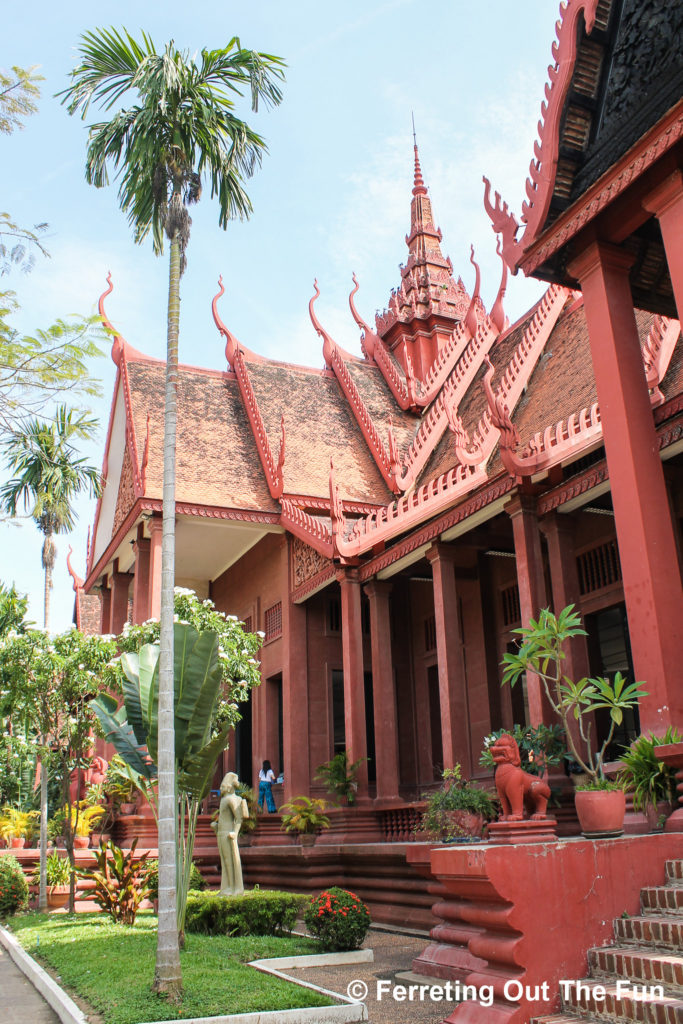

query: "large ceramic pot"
(299, 833), (316, 847)
(9, 837), (26, 849)
(446, 810), (484, 839)
(575, 789), (626, 837)
(73, 835), (90, 850)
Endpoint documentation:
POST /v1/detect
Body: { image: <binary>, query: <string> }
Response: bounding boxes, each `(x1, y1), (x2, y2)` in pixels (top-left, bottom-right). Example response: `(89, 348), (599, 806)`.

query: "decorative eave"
(84, 496), (281, 592)
(87, 275), (144, 577)
(309, 280), (401, 494)
(212, 278), (286, 499)
(483, 0), (600, 273)
(450, 284), (570, 468)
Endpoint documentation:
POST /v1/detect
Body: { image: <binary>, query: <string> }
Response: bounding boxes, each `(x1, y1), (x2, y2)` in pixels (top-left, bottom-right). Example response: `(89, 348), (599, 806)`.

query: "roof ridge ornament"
(140, 414), (151, 492)
(99, 272), (124, 366)
(212, 276), (239, 368)
(276, 414), (286, 494)
(482, 0), (600, 272)
(309, 279), (335, 370)
(66, 545), (84, 591)
(490, 237), (509, 335)
(464, 246), (481, 339)
(349, 273), (376, 361)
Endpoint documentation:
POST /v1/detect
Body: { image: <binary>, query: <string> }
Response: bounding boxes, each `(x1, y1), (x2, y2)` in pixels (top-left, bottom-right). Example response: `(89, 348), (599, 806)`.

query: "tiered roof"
(86, 145), (682, 591)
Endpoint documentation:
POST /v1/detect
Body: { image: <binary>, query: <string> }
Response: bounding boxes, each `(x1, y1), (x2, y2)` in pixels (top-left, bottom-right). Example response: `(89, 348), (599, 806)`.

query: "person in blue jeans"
(258, 759), (277, 813)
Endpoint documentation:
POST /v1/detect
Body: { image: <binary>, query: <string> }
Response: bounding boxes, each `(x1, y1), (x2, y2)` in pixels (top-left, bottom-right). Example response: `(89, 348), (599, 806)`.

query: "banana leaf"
(176, 724), (231, 800)
(120, 644), (159, 748)
(90, 692), (157, 781)
(173, 629), (222, 760)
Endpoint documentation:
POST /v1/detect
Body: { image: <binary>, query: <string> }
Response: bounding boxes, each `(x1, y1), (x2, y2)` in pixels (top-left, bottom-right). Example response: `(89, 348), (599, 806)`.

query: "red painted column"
(541, 512), (591, 684)
(132, 525), (151, 625)
(100, 575), (111, 634)
(281, 539), (310, 802)
(338, 569), (369, 798)
(507, 492), (553, 726)
(148, 515), (163, 620)
(364, 580), (400, 802)
(109, 563), (132, 635)
(569, 241), (683, 729)
(426, 544), (471, 772)
(644, 170), (683, 322)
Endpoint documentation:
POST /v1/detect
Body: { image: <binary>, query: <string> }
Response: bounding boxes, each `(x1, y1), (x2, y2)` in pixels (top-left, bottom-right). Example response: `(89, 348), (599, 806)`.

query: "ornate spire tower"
(375, 136), (472, 380)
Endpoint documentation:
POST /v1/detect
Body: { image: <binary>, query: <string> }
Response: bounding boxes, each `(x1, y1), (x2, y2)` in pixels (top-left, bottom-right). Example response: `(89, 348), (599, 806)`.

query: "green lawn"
(8, 912), (334, 1024)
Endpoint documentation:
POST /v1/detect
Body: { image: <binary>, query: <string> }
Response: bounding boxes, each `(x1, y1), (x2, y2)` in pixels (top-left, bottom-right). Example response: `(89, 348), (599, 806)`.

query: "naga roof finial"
(212, 276), (239, 368)
(99, 272), (123, 366)
(349, 274), (375, 360)
(329, 457), (345, 556)
(483, 355), (519, 451)
(464, 245), (481, 338)
(66, 545), (84, 592)
(490, 236), (509, 335)
(309, 280), (335, 370)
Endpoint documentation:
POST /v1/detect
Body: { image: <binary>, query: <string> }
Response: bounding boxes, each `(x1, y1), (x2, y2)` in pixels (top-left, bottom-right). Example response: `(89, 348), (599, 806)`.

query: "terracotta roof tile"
(126, 361), (278, 512)
(244, 360), (393, 503)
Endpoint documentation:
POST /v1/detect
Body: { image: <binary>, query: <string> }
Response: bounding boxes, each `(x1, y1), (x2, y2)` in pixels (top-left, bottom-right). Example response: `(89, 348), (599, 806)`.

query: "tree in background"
(0, 580), (29, 635)
(1, 404), (101, 629)
(61, 28), (284, 997)
(1, 406), (102, 907)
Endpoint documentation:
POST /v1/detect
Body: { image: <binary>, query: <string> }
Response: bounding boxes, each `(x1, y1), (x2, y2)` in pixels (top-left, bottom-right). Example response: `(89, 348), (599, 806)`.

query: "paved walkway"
(288, 927), (452, 1024)
(0, 943), (58, 1023)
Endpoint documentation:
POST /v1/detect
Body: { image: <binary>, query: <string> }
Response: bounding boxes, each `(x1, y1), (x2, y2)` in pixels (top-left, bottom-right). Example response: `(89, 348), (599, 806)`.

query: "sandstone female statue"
(212, 772), (248, 896)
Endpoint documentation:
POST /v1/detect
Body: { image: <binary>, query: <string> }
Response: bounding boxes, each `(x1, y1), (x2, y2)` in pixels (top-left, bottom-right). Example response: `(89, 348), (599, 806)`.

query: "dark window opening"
(427, 664), (443, 780)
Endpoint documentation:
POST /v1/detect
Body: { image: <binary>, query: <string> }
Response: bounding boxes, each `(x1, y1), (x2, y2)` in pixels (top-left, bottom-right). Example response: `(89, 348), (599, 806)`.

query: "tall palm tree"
(0, 403), (101, 912)
(60, 29), (284, 997)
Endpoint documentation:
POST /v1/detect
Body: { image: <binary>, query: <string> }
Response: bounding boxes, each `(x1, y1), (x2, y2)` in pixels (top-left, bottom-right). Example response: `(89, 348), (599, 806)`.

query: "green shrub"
(144, 858), (206, 900)
(185, 889), (309, 936)
(304, 887), (370, 951)
(0, 854), (29, 916)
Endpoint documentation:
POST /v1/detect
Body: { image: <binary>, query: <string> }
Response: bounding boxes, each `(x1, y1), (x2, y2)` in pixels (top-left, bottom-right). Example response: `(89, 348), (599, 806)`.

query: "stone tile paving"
(0, 944), (58, 1023)
(287, 927), (454, 1024)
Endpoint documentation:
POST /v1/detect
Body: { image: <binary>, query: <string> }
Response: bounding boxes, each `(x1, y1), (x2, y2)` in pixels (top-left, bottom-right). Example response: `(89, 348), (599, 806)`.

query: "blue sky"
(3, 0), (556, 631)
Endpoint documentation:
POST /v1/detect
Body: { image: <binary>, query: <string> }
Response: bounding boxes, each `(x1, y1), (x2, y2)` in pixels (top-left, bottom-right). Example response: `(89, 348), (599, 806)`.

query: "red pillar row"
(338, 569), (369, 798)
(364, 580), (400, 802)
(568, 241), (683, 730)
(426, 544), (471, 772)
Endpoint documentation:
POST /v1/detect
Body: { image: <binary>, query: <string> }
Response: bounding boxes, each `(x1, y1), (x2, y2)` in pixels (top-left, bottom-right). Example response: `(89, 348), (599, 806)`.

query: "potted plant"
(85, 783), (114, 844)
(235, 784), (258, 846)
(617, 727), (681, 830)
(105, 755), (138, 815)
(0, 807), (39, 848)
(69, 801), (106, 849)
(502, 606), (648, 837)
(416, 765), (497, 842)
(314, 751), (366, 806)
(35, 850), (72, 909)
(281, 796), (331, 845)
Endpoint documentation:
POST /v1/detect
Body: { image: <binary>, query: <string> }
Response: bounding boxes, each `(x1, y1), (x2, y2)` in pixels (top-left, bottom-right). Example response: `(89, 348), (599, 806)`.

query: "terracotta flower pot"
(47, 885), (70, 910)
(447, 810), (484, 838)
(73, 835), (90, 849)
(299, 833), (316, 847)
(10, 837), (26, 849)
(575, 789), (626, 837)
(118, 803), (137, 816)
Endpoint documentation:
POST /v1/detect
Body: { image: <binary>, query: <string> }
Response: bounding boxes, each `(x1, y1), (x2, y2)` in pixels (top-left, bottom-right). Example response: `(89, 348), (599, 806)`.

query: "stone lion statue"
(491, 734), (551, 821)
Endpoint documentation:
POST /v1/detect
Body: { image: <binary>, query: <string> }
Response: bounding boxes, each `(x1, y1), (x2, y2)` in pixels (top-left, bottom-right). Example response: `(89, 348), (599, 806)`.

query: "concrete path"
(0, 942), (59, 1023)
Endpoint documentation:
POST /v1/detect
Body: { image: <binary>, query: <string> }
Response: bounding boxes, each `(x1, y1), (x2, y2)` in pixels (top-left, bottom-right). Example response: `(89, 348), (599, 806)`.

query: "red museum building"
(67, 1), (683, 1019)
(77, 0), (683, 816)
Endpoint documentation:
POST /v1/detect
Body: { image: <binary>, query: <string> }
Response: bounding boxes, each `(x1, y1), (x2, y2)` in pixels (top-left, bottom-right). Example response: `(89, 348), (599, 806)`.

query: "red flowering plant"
(304, 886), (371, 951)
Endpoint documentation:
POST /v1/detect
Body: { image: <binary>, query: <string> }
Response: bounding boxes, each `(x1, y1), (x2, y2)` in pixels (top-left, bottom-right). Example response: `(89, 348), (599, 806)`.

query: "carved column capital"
(336, 566), (361, 586)
(363, 579), (393, 600)
(505, 490), (539, 521)
(567, 240), (634, 284)
(643, 170), (683, 218)
(426, 542), (457, 565)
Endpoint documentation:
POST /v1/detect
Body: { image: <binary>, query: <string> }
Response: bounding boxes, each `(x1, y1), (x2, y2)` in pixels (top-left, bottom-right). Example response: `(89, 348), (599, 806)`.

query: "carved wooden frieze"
(292, 536), (331, 590)
(112, 445), (136, 538)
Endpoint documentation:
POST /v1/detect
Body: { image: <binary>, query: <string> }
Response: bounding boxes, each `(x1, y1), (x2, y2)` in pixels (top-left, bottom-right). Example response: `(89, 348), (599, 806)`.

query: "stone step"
(588, 945), (683, 991)
(641, 885), (683, 916)
(562, 978), (683, 1023)
(613, 915), (683, 950)
(667, 861), (683, 886)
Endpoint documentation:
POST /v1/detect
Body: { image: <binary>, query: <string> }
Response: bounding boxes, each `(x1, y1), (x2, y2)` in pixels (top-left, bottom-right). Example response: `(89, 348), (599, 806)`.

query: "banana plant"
(91, 623), (229, 938)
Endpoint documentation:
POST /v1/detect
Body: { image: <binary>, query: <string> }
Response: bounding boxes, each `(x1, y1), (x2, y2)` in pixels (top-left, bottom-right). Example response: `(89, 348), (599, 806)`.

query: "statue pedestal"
(487, 817), (558, 844)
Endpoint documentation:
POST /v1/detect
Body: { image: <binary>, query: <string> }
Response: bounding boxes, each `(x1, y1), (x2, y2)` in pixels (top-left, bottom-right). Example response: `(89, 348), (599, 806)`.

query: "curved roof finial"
(412, 114), (427, 198)
(66, 545), (84, 592)
(490, 236), (509, 335)
(483, 355), (519, 451)
(349, 274), (375, 360)
(99, 272), (123, 366)
(211, 276), (239, 367)
(309, 280), (335, 369)
(464, 245), (481, 338)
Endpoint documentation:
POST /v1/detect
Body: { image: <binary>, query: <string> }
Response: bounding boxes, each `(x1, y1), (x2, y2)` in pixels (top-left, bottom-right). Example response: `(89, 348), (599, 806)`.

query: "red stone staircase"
(532, 859), (683, 1024)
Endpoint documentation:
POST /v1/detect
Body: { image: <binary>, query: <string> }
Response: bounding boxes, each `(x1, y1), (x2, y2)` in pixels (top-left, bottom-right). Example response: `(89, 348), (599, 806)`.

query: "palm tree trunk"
(39, 535), (53, 912)
(153, 227), (182, 998)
